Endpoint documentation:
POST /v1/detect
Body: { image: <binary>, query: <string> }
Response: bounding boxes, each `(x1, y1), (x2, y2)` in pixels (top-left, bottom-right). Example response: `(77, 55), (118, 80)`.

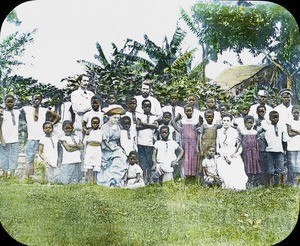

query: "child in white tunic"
(123, 151), (145, 188)
(38, 121), (60, 183)
(83, 116), (103, 184)
(120, 116), (138, 156)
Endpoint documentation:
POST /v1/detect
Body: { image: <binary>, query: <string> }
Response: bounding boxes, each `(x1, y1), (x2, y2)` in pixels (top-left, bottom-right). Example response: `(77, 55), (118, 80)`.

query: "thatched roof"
(214, 64), (269, 91)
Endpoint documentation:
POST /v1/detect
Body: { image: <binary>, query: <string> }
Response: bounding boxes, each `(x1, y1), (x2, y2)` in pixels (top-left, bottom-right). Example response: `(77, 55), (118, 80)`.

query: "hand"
(230, 153), (238, 158)
(174, 113), (182, 122)
(171, 160), (178, 167)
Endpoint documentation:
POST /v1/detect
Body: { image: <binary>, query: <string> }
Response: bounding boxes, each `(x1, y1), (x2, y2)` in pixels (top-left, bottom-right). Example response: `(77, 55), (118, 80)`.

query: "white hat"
(279, 88), (293, 97)
(258, 90), (268, 96)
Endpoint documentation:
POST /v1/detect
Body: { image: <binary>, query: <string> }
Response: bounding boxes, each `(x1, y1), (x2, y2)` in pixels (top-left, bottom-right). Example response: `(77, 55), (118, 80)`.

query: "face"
(206, 98), (216, 109)
(256, 107), (266, 119)
(245, 119), (254, 130)
(5, 97), (15, 110)
(188, 96), (196, 107)
(122, 118), (131, 130)
(43, 123), (53, 135)
(91, 99), (100, 111)
(170, 95), (178, 106)
(128, 99), (137, 111)
(107, 94), (116, 104)
(219, 106), (228, 116)
(32, 94), (42, 107)
(281, 93), (291, 106)
(162, 114), (171, 125)
(270, 113), (279, 125)
(142, 102), (151, 114)
(63, 124), (74, 136)
(160, 128), (170, 140)
(109, 114), (121, 124)
(205, 112), (214, 124)
(292, 109), (300, 120)
(240, 107), (249, 117)
(184, 106), (193, 118)
(207, 147), (215, 158)
(258, 95), (267, 104)
(128, 153), (138, 165)
(91, 118), (100, 130)
(80, 76), (89, 89)
(222, 116), (231, 129)
(141, 84), (150, 98)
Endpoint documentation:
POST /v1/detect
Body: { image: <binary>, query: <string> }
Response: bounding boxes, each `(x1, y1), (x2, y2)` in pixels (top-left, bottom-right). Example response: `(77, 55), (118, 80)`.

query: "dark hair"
(32, 92), (43, 99)
(91, 116), (100, 123)
(62, 120), (73, 129)
(43, 121), (53, 129)
(204, 109), (214, 117)
(256, 105), (266, 111)
(4, 94), (15, 101)
(163, 111), (172, 117)
(159, 125), (170, 133)
(128, 97), (137, 103)
(269, 110), (279, 119)
(221, 113), (233, 120)
(120, 116), (131, 126)
(292, 105), (300, 111)
(77, 74), (89, 82)
(128, 150), (138, 158)
(243, 115), (254, 123)
(142, 99), (151, 107)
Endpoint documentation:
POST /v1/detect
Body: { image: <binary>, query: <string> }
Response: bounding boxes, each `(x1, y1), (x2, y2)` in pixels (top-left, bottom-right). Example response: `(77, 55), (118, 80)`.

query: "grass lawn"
(0, 175), (299, 246)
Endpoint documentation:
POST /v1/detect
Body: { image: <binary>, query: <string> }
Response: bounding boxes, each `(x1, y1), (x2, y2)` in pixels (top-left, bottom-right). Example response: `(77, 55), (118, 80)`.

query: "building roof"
(214, 64), (269, 91)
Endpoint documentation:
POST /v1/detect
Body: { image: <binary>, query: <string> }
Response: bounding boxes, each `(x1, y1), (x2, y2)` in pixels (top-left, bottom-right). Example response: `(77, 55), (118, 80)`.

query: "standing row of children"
(0, 77), (299, 189)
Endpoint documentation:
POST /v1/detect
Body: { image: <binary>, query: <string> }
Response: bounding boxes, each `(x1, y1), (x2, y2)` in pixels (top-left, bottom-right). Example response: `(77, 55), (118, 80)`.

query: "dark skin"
(82, 99), (101, 135)
(203, 147), (222, 181)
(61, 124), (83, 152)
(136, 102), (158, 130)
(123, 153), (142, 186)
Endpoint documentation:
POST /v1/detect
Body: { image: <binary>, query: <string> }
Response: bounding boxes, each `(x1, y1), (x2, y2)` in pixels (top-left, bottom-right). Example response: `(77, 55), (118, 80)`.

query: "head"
(206, 96), (217, 110)
(187, 94), (198, 108)
(170, 93), (179, 106)
(184, 104), (193, 119)
(43, 121), (53, 135)
(257, 90), (268, 104)
(32, 93), (43, 107)
(160, 125), (170, 141)
(62, 120), (74, 136)
(219, 103), (229, 117)
(204, 109), (214, 125)
(221, 113), (233, 129)
(140, 81), (151, 98)
(4, 94), (15, 110)
(162, 111), (172, 125)
(91, 116), (100, 130)
(91, 95), (101, 111)
(280, 89), (292, 107)
(206, 146), (216, 159)
(244, 115), (254, 130)
(142, 99), (152, 115)
(127, 97), (137, 112)
(128, 151), (139, 165)
(292, 105), (300, 121)
(120, 116), (131, 130)
(269, 111), (279, 125)
(107, 92), (117, 105)
(77, 74), (89, 90)
(239, 104), (250, 117)
(105, 105), (125, 124)
(256, 105), (266, 119)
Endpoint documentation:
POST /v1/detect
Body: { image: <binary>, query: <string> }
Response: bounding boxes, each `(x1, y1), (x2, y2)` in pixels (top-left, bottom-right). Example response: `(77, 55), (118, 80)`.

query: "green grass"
(0, 177), (299, 246)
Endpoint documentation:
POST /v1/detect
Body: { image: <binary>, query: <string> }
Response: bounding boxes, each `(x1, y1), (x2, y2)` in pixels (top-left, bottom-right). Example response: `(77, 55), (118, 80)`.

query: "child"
(162, 93), (184, 120)
(216, 113), (248, 190)
(120, 115), (138, 156)
(260, 111), (287, 186)
(186, 94), (203, 122)
(240, 115), (261, 187)
(136, 99), (159, 184)
(152, 125), (184, 183)
(172, 104), (202, 178)
(202, 146), (223, 187)
(125, 97), (138, 126)
(0, 95), (21, 178)
(157, 111), (175, 141)
(123, 151), (145, 188)
(198, 109), (221, 177)
(83, 116), (103, 184)
(38, 121), (60, 183)
(286, 105), (300, 186)
(204, 95), (220, 125)
(59, 120), (83, 184)
(233, 103), (250, 132)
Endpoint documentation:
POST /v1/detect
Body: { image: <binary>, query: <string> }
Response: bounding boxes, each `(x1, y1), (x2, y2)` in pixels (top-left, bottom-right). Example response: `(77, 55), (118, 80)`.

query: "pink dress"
(181, 117), (198, 176)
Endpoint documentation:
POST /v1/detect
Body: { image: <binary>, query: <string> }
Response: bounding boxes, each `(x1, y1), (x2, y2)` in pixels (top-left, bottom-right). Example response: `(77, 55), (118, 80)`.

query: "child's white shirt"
(286, 119), (300, 151)
(1, 109), (20, 143)
(60, 134), (82, 164)
(39, 134), (59, 167)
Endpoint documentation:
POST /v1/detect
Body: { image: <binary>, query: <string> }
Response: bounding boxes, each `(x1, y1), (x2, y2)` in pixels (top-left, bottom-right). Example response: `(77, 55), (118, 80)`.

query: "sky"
(0, 0), (281, 89)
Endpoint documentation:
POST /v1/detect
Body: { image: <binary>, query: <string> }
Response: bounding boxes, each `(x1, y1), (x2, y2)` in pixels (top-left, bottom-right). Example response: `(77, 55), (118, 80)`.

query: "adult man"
(134, 81), (163, 119)
(248, 90), (273, 121)
(70, 74), (95, 140)
(273, 88), (293, 127)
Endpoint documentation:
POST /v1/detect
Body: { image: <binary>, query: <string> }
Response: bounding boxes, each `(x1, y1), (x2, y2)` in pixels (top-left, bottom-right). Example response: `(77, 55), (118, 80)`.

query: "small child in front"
(202, 146), (222, 187)
(83, 116), (103, 184)
(59, 120), (83, 184)
(152, 125), (184, 184)
(38, 121), (60, 183)
(123, 151), (145, 188)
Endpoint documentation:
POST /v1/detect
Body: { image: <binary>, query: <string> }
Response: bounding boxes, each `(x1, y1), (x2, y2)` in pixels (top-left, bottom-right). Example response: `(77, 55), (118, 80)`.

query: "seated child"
(202, 146), (223, 187)
(123, 151), (145, 188)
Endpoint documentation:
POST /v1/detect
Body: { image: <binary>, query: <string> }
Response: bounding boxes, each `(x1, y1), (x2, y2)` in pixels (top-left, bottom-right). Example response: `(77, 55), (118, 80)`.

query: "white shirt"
(39, 134), (59, 167)
(261, 121), (286, 153)
(154, 139), (179, 172)
(120, 127), (138, 156)
(286, 119), (300, 151)
(273, 103), (293, 127)
(248, 103), (273, 120)
(60, 134), (82, 164)
(162, 105), (184, 119)
(83, 110), (104, 128)
(70, 88), (94, 114)
(1, 109), (20, 143)
(136, 113), (158, 146)
(22, 106), (48, 140)
(134, 95), (163, 118)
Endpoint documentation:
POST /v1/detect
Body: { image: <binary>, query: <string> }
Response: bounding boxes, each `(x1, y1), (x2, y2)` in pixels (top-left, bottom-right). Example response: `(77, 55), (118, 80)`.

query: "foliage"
(0, 176), (298, 245)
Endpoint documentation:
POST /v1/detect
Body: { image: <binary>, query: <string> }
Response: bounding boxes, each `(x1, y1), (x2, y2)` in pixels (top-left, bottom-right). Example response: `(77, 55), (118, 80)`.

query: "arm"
(203, 166), (221, 180)
(171, 113), (182, 133)
(286, 124), (300, 137)
(82, 120), (90, 135)
(61, 140), (81, 152)
(171, 146), (184, 167)
(38, 144), (46, 161)
(47, 110), (60, 125)
(152, 148), (158, 169)
(0, 116), (4, 146)
(136, 118), (159, 130)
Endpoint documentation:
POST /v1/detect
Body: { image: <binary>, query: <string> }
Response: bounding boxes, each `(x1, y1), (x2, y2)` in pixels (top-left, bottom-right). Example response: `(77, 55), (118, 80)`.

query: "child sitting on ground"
(123, 151), (145, 188)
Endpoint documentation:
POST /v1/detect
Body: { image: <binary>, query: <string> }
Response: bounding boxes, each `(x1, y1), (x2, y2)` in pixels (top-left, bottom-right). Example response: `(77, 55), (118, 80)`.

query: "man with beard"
(134, 81), (163, 119)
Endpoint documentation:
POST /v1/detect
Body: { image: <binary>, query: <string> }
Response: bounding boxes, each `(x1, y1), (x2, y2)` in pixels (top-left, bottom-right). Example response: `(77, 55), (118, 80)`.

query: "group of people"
(0, 74), (299, 190)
